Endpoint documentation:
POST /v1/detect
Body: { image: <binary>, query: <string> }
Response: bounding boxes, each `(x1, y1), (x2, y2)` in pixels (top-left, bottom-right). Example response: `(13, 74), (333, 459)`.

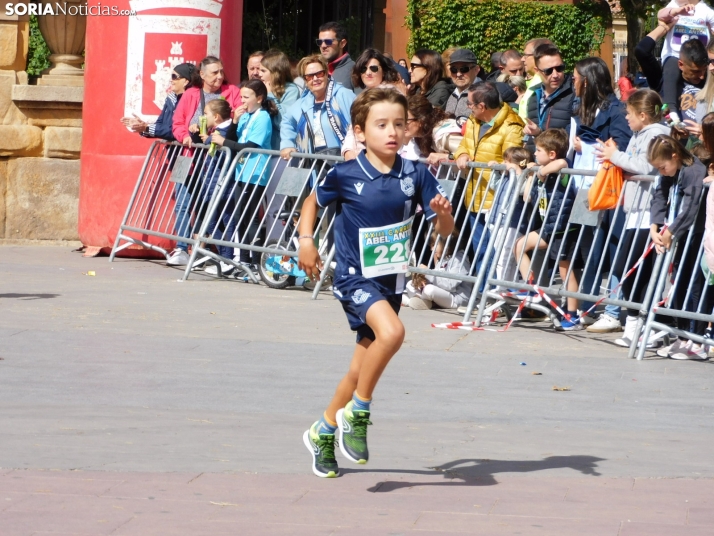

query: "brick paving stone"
(0, 472), (123, 496)
(619, 521), (714, 536)
(687, 507), (714, 526)
(414, 512), (620, 534)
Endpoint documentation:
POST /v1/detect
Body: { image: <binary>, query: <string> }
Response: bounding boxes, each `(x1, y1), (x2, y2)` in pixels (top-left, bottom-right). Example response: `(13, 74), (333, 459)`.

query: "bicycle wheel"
(258, 238), (298, 289)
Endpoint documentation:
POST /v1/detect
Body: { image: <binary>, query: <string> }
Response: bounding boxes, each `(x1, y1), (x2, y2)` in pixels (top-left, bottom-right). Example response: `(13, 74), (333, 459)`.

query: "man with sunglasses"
(519, 38), (553, 120)
(524, 44), (575, 146)
(445, 48), (482, 125)
(317, 21), (355, 91)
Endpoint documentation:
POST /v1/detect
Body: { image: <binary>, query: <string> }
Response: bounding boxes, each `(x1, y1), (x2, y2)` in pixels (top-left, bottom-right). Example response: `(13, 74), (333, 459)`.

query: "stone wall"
(0, 13), (82, 241)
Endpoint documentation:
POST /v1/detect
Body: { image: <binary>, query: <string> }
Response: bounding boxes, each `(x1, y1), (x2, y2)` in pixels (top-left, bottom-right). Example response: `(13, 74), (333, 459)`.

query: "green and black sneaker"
(336, 401), (372, 464)
(303, 421), (339, 478)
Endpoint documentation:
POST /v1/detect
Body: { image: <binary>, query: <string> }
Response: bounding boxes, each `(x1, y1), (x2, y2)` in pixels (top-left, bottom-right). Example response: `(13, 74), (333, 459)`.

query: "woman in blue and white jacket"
(279, 54), (355, 159)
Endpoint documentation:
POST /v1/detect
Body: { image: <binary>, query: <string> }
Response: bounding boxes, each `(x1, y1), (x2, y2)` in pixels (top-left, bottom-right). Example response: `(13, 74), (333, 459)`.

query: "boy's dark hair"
(648, 134), (695, 167)
(318, 21), (347, 42)
(534, 44), (562, 67)
(468, 82), (501, 110)
(206, 99), (231, 121)
(680, 39), (708, 67)
(351, 87), (407, 131)
(535, 128), (568, 159)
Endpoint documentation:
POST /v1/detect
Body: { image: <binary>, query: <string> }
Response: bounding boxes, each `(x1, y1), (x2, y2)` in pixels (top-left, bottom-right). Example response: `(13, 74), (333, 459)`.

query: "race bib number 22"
(359, 217), (413, 278)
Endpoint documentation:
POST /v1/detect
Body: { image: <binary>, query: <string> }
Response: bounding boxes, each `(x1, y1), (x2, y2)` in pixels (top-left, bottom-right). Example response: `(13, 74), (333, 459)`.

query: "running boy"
(297, 88), (455, 478)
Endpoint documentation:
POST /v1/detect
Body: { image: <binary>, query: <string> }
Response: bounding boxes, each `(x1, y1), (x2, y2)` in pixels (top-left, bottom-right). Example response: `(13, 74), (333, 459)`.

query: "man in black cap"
(445, 48), (482, 125)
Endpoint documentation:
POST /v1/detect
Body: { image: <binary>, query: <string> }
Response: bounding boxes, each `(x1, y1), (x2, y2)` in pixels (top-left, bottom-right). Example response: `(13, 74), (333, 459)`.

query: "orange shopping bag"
(588, 160), (623, 211)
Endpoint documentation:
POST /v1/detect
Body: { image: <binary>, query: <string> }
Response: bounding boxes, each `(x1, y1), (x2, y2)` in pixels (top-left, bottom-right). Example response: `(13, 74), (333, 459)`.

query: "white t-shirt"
(661, 1), (714, 60)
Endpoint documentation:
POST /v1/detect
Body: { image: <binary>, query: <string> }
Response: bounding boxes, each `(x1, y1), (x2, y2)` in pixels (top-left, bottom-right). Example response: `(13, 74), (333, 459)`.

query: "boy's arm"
(297, 191), (322, 280)
(430, 195), (455, 238)
(537, 158), (568, 178)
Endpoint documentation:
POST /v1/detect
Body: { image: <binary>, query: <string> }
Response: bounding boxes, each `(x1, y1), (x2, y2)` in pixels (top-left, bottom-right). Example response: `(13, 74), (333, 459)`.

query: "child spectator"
(594, 89), (671, 340)
(297, 88), (454, 477)
(194, 98), (236, 274)
(404, 229), (473, 310)
(206, 80), (276, 276)
(490, 146), (533, 287)
(648, 135), (708, 359)
(513, 129), (580, 330)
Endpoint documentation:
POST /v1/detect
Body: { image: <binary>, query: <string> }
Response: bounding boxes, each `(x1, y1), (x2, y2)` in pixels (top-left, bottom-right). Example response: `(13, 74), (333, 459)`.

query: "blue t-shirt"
(316, 151), (446, 294)
(235, 109), (272, 185)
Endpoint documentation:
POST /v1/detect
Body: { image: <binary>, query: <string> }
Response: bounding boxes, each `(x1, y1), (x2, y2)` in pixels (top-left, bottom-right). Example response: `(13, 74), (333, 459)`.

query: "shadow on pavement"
(341, 455), (604, 492)
(0, 293), (60, 300)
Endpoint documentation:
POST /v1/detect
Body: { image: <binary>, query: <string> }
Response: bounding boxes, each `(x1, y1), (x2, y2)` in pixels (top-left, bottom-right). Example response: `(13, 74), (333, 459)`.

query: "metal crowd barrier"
(408, 159), (516, 319)
(184, 149), (342, 289)
(473, 166), (662, 358)
(637, 185), (712, 360)
(109, 141), (233, 262)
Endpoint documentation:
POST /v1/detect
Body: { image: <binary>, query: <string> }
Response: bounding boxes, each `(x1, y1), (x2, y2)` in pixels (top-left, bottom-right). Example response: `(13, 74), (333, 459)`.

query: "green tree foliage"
(406, 0), (609, 69)
(27, 15), (51, 78)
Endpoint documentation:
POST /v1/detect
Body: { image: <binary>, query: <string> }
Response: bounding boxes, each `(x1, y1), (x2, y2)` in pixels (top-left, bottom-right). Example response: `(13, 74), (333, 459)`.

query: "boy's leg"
(559, 260), (579, 313)
(515, 232), (548, 281)
(336, 298), (405, 465)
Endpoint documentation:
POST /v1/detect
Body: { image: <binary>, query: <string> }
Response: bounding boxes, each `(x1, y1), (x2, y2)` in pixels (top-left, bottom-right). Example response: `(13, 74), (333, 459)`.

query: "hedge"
(406, 0), (610, 69)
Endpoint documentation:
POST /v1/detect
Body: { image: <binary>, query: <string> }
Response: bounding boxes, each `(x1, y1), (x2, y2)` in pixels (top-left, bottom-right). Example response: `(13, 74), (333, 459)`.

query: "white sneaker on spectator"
(579, 312), (597, 326)
(205, 261), (235, 277)
(586, 313), (621, 333)
(166, 248), (189, 266)
(686, 343), (710, 360)
(409, 297), (432, 310)
(656, 343), (674, 358)
(668, 339), (693, 360)
(614, 316), (637, 347)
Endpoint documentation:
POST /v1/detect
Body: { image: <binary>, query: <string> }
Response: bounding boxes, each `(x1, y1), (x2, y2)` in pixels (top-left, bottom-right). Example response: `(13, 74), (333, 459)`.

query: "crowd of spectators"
(120, 14), (714, 359)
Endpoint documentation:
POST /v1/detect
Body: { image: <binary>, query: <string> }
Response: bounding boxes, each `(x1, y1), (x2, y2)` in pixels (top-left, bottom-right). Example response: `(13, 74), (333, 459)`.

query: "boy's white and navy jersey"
(315, 151), (446, 294)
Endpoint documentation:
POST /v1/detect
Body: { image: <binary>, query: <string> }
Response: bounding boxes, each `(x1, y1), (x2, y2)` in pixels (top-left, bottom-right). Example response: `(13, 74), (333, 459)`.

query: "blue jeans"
(469, 212), (491, 290)
(174, 183), (191, 252)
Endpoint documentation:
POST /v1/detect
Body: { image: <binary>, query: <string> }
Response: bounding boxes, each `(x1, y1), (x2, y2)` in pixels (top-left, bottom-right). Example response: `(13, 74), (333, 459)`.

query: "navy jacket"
(141, 92), (180, 141)
(517, 172), (576, 236)
(575, 93), (632, 151)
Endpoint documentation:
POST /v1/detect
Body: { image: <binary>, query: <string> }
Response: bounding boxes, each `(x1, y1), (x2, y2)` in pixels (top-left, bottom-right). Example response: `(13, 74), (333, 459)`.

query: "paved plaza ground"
(1, 245), (714, 535)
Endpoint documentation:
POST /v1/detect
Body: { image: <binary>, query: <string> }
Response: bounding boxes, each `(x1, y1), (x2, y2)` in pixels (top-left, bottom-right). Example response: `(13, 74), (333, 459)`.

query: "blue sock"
(352, 392), (371, 412)
(317, 414), (337, 435)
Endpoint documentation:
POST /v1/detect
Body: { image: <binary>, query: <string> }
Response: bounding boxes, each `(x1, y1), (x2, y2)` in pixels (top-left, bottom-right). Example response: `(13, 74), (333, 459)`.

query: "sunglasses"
(450, 65), (473, 74)
(304, 70), (326, 81)
(539, 64), (565, 76)
(315, 39), (336, 47)
(171, 73), (184, 80)
(709, 58), (714, 65)
(410, 62), (425, 70)
(360, 65), (380, 74)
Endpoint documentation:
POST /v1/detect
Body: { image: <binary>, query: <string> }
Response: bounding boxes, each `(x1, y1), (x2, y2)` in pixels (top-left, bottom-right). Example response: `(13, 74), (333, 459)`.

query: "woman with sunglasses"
(120, 63), (200, 268)
(341, 48), (406, 160)
(408, 49), (454, 110)
(121, 63), (199, 141)
(280, 54), (356, 159)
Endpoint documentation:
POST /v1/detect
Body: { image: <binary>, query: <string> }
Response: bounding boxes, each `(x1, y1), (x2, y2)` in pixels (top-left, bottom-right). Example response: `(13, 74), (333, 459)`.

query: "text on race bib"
(359, 217), (413, 278)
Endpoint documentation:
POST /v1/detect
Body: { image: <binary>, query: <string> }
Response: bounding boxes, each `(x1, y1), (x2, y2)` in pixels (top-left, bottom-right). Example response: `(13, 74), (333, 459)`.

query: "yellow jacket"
(454, 103), (525, 212)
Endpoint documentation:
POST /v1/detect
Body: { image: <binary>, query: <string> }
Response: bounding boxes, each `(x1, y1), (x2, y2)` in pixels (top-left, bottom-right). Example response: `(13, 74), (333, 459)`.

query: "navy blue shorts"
(332, 275), (402, 342)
